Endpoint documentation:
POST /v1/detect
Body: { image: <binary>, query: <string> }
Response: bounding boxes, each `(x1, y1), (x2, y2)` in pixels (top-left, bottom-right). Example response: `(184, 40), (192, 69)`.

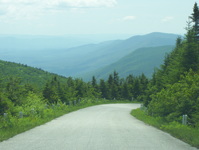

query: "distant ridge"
(0, 32), (179, 77)
(81, 45), (174, 81)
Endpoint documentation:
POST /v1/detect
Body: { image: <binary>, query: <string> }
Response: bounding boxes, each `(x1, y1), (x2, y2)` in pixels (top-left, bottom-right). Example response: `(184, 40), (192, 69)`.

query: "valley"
(0, 32), (179, 79)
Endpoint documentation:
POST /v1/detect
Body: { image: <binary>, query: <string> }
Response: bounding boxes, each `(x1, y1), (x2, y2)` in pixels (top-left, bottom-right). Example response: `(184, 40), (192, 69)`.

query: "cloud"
(161, 16), (174, 22)
(57, 0), (117, 8)
(0, 0), (117, 21)
(122, 16), (136, 21)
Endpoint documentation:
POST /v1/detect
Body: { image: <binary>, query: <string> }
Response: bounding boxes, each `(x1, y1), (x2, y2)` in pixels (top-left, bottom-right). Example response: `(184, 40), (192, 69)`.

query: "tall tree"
(43, 77), (60, 104)
(182, 22), (199, 72)
(99, 79), (108, 99)
(91, 76), (98, 90)
(190, 2), (199, 40)
(6, 77), (25, 105)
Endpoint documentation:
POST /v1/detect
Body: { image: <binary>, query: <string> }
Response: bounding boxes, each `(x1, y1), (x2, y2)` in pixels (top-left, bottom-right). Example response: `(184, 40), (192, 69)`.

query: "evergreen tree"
(43, 77), (60, 104)
(182, 23), (199, 72)
(143, 3), (199, 126)
(0, 93), (13, 115)
(112, 71), (120, 99)
(190, 2), (199, 40)
(6, 77), (25, 105)
(99, 79), (108, 99)
(132, 78), (140, 99)
(107, 74), (114, 99)
(91, 76), (97, 88)
(113, 71), (119, 86)
(121, 82), (131, 100)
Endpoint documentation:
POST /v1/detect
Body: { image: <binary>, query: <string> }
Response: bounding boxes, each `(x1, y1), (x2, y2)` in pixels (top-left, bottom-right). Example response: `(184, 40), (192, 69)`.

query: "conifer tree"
(182, 21), (199, 72)
(6, 77), (25, 105)
(43, 77), (60, 104)
(190, 2), (199, 40)
(99, 79), (108, 99)
(91, 76), (98, 90)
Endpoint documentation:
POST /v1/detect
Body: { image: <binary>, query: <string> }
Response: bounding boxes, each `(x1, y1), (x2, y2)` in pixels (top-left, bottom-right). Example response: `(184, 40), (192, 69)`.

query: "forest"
(141, 2), (199, 127)
(0, 2), (199, 143)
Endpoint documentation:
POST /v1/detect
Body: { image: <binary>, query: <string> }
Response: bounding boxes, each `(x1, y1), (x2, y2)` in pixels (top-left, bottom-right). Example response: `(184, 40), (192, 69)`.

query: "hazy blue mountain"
(0, 35), (97, 50)
(0, 32), (179, 77)
(81, 45), (174, 81)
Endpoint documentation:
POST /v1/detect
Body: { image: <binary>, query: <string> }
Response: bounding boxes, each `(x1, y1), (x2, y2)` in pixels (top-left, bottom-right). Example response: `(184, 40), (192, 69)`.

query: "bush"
(148, 71), (199, 125)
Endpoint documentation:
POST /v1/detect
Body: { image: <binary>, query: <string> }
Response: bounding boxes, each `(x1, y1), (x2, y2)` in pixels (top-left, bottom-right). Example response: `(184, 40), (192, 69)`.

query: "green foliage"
(0, 60), (67, 88)
(148, 71), (199, 124)
(43, 77), (61, 104)
(89, 71), (149, 101)
(144, 2), (199, 127)
(0, 93), (13, 115)
(131, 108), (199, 148)
(131, 108), (165, 128)
(0, 98), (125, 142)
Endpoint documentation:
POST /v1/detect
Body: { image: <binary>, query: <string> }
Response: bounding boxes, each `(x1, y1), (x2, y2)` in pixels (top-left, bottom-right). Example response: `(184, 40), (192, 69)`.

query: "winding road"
(0, 104), (198, 150)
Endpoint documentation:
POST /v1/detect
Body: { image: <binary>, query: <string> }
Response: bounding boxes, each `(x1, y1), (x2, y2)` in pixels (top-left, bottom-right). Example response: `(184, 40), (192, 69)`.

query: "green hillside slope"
(83, 45), (174, 80)
(0, 60), (67, 88)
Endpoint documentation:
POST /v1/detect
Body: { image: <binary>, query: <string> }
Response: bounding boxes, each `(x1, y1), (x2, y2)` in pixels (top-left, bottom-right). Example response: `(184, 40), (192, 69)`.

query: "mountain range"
(82, 45), (174, 81)
(0, 32), (179, 80)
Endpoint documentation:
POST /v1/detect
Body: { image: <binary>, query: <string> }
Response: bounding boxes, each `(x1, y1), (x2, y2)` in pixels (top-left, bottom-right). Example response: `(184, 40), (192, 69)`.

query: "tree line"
(143, 2), (199, 127)
(0, 70), (148, 117)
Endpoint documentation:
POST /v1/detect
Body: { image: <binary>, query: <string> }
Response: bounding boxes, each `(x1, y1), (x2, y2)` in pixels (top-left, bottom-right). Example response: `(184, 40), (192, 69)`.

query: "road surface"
(0, 104), (198, 150)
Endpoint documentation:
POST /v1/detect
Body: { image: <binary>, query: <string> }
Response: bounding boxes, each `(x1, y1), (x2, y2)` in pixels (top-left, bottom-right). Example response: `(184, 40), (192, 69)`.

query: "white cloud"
(161, 16), (174, 22)
(0, 0), (117, 21)
(122, 16), (136, 21)
(58, 0), (117, 8)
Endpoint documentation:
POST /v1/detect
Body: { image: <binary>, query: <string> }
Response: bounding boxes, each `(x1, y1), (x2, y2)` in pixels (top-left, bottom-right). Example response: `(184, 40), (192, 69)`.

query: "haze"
(0, 0), (197, 36)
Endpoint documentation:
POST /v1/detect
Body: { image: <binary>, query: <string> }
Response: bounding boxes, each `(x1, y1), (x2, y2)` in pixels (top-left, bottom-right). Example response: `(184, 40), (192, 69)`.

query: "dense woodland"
(0, 3), (199, 130)
(143, 3), (199, 126)
(0, 62), (148, 117)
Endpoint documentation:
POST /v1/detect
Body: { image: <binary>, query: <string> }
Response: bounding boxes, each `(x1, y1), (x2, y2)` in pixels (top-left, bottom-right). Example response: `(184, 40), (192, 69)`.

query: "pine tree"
(107, 74), (114, 99)
(99, 79), (108, 99)
(190, 2), (199, 40)
(6, 77), (25, 105)
(91, 76), (98, 90)
(182, 22), (199, 72)
(112, 71), (120, 99)
(43, 77), (60, 104)
(121, 82), (131, 100)
(0, 93), (13, 115)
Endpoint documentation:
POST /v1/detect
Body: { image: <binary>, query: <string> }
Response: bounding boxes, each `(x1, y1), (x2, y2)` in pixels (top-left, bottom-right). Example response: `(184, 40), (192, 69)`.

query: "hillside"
(82, 45), (174, 80)
(0, 32), (179, 77)
(0, 60), (67, 88)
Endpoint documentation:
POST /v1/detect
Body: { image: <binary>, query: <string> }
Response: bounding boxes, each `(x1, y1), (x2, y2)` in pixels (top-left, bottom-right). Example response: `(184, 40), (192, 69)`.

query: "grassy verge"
(131, 108), (199, 148)
(0, 99), (133, 142)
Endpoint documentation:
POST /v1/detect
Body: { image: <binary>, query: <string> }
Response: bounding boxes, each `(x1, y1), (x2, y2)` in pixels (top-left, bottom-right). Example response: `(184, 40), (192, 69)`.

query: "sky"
(0, 0), (198, 36)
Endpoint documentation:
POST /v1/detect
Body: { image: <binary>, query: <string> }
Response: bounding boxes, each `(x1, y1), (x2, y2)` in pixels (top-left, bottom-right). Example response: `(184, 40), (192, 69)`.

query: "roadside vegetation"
(0, 97), (117, 142)
(131, 108), (199, 148)
(131, 3), (199, 148)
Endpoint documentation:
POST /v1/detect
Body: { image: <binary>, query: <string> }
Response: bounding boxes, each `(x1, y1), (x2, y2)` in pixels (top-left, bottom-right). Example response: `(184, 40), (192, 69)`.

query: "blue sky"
(0, 0), (197, 36)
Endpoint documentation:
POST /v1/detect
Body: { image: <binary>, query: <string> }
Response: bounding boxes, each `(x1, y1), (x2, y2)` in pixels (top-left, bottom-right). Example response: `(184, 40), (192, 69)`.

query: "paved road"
(0, 104), (198, 150)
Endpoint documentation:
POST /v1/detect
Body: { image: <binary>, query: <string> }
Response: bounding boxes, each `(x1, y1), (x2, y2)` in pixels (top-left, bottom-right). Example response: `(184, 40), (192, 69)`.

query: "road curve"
(0, 104), (198, 150)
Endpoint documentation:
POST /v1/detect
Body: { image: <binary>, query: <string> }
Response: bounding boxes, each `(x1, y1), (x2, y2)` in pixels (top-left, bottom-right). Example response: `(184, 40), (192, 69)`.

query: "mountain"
(0, 32), (179, 77)
(82, 45), (174, 80)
